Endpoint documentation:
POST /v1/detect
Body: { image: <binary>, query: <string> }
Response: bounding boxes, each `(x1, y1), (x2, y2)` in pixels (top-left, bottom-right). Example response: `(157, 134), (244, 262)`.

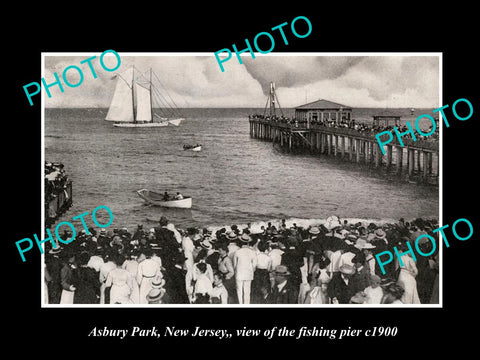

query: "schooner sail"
(105, 66), (184, 128)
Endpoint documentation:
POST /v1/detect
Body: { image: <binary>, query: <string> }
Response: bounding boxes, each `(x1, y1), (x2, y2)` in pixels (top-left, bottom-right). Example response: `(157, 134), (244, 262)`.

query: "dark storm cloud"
(243, 56), (365, 94)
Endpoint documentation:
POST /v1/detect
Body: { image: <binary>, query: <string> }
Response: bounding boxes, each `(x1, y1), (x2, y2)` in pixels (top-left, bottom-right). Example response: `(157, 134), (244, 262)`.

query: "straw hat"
(226, 231), (237, 240)
(339, 264), (355, 275)
(239, 233), (252, 244)
(354, 238), (376, 250)
(146, 288), (166, 303)
(151, 275), (165, 289)
(309, 226), (320, 235)
(200, 239), (213, 250)
(374, 229), (387, 239)
(48, 246), (62, 255)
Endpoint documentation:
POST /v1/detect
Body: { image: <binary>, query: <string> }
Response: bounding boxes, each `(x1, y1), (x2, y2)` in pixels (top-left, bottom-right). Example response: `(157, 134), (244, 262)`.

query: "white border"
(41, 52), (443, 308)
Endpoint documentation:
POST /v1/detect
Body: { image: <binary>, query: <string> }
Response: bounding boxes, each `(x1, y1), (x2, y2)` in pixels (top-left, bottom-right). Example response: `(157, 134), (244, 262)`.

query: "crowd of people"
(45, 162), (73, 227)
(44, 215), (439, 305)
(45, 162), (71, 202)
(249, 114), (439, 142)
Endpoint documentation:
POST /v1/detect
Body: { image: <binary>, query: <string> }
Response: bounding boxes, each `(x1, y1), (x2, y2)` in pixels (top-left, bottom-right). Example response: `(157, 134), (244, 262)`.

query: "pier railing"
(249, 118), (439, 184)
(249, 119), (439, 152)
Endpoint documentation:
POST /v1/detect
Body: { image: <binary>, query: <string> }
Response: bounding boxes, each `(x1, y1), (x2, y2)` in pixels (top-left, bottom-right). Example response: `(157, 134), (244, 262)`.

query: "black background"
(5, 5), (478, 355)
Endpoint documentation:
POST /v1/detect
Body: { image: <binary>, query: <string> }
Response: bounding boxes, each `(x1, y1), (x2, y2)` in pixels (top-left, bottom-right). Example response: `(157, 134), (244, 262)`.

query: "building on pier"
(248, 85), (439, 185)
(372, 110), (402, 128)
(295, 99), (353, 127)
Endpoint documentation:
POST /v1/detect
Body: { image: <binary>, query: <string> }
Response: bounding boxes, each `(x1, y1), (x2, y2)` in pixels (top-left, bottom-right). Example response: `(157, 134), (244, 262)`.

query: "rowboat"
(183, 144), (202, 152)
(137, 189), (192, 208)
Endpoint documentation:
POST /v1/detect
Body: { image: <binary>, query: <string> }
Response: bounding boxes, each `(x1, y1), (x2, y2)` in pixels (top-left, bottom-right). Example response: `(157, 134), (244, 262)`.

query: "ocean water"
(44, 108), (439, 232)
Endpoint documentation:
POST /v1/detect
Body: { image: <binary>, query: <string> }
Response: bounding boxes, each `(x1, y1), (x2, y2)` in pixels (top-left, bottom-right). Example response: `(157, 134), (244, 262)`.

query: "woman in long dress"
(136, 248), (162, 304)
(99, 250), (116, 304)
(396, 248), (421, 304)
(122, 249), (140, 304)
(105, 254), (134, 304)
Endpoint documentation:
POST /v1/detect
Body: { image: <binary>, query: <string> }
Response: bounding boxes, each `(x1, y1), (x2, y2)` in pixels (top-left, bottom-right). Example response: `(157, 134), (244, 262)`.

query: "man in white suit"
(233, 233), (257, 304)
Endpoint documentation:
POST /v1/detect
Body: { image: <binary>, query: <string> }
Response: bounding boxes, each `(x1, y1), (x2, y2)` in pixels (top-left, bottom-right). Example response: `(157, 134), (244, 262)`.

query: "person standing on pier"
(233, 234), (257, 304)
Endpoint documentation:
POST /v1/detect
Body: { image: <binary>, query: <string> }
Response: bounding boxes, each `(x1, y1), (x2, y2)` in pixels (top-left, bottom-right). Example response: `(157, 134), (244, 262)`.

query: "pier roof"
(295, 99), (352, 111)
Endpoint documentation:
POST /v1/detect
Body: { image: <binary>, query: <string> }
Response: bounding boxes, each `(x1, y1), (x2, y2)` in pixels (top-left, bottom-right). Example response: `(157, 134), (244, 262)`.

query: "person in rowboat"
(175, 192), (183, 200)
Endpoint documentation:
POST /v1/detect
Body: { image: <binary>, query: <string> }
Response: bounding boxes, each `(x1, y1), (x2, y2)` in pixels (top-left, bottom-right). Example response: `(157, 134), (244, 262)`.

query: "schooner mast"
(105, 66), (184, 128)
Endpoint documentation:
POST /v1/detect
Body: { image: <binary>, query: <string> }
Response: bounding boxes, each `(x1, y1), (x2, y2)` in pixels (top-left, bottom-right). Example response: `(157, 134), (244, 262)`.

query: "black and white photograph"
(6, 7), (478, 355)
(42, 53), (441, 307)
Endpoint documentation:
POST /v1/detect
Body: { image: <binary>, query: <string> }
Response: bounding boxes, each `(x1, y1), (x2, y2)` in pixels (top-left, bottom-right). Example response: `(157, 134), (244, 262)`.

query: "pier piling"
(248, 117), (439, 184)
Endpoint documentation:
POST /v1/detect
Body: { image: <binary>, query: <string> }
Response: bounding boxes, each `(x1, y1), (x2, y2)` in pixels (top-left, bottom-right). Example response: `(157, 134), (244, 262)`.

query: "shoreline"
(47, 214), (439, 239)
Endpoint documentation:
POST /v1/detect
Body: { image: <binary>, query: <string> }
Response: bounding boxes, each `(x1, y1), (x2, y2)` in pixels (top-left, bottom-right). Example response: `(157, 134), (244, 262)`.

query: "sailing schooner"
(105, 66), (185, 128)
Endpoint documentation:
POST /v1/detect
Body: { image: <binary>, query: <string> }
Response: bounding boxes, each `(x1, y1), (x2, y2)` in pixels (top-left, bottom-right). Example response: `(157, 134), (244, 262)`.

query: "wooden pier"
(249, 118), (439, 185)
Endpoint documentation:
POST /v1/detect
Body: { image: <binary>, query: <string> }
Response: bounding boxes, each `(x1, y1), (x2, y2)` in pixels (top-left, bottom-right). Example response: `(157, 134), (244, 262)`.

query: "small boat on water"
(183, 144), (202, 152)
(137, 189), (192, 208)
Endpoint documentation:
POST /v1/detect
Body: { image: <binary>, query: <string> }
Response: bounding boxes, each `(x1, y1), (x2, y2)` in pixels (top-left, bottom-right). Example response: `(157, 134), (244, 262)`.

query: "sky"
(42, 52), (440, 109)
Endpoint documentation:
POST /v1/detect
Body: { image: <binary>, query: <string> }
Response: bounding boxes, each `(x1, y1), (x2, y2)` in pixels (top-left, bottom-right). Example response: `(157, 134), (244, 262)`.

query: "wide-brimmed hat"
(146, 288), (166, 303)
(354, 239), (376, 250)
(239, 233), (252, 244)
(339, 264), (355, 275)
(226, 231), (237, 240)
(48, 246), (62, 255)
(374, 229), (386, 239)
(309, 226), (320, 235)
(151, 275), (165, 289)
(273, 265), (291, 276)
(200, 239), (213, 250)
